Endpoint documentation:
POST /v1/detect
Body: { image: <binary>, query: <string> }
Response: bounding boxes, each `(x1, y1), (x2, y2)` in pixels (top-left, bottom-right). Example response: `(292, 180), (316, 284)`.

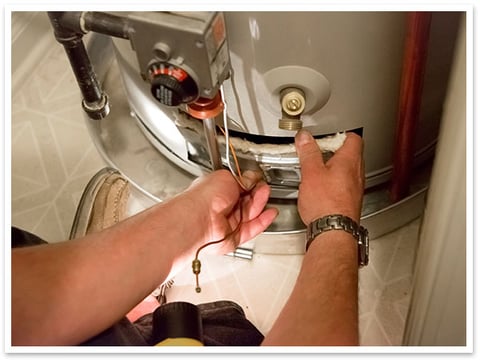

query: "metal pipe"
(390, 12), (432, 202)
(186, 93), (225, 171)
(50, 11), (131, 39)
(47, 12), (109, 120)
(81, 12), (131, 39)
(203, 117), (223, 170)
(226, 247), (254, 260)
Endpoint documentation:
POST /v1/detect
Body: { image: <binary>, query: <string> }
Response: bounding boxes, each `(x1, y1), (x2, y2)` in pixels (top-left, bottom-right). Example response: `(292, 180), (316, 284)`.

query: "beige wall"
(403, 14), (467, 346)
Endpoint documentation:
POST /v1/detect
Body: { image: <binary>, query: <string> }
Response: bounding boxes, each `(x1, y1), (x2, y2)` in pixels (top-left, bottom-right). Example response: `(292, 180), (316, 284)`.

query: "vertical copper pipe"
(390, 12), (432, 202)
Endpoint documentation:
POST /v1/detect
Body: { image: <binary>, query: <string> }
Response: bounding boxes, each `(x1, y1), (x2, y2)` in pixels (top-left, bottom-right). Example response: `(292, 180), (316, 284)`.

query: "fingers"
(240, 169), (264, 192)
(241, 181), (272, 221)
(295, 130), (364, 169)
(238, 208), (279, 244)
(235, 181), (278, 245)
(329, 132), (363, 165)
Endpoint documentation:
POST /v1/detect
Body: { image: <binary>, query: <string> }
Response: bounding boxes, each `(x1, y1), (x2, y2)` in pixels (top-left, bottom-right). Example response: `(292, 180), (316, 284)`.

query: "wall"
(403, 14), (467, 346)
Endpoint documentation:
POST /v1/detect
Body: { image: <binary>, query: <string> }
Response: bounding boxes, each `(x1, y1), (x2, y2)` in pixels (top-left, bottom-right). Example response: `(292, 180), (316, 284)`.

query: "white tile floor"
(10, 12), (422, 346)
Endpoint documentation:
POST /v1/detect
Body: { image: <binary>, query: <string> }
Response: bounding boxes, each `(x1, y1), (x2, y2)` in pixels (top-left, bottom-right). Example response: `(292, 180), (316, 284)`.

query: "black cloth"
(11, 226), (48, 248)
(82, 300), (264, 346)
(11, 226), (264, 346)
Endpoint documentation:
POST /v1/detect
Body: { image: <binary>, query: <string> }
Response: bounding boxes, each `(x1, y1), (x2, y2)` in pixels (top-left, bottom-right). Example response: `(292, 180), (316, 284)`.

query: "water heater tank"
(111, 12), (458, 189)
(87, 11), (460, 235)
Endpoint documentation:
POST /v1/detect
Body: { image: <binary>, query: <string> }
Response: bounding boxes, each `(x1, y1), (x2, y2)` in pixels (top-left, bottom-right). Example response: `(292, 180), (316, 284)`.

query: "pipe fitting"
(278, 87), (305, 131)
(281, 88), (306, 116)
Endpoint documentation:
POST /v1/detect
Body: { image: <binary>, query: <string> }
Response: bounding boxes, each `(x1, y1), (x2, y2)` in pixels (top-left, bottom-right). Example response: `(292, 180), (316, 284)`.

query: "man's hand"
(185, 169), (278, 253)
(295, 130), (365, 225)
(262, 130), (364, 346)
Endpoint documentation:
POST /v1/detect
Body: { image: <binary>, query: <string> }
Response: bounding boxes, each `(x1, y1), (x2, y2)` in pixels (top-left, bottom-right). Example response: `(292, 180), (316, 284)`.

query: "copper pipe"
(390, 12), (432, 202)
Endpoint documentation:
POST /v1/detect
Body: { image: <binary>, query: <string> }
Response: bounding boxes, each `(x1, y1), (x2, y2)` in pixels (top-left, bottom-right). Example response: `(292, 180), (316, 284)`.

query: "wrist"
(172, 191), (211, 246)
(137, 191), (209, 262)
(306, 230), (357, 259)
(306, 214), (369, 267)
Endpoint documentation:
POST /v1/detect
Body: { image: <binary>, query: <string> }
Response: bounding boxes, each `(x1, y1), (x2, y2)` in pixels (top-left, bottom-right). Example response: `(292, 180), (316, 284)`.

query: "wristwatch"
(306, 214), (369, 267)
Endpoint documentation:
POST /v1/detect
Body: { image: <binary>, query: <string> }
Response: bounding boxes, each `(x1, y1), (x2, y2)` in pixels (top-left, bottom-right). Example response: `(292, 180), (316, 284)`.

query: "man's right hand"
(294, 130), (365, 225)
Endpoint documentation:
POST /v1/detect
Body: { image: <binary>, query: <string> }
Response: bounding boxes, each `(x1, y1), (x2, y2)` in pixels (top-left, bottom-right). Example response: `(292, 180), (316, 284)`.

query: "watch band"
(306, 214), (369, 267)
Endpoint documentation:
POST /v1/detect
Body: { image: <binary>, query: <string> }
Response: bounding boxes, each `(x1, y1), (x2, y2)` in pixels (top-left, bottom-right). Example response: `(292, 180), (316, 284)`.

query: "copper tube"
(390, 12), (432, 203)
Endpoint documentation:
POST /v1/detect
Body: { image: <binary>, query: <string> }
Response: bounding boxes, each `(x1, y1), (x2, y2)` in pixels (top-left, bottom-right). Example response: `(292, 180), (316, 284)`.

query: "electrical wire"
(218, 126), (247, 190)
(221, 98), (249, 191)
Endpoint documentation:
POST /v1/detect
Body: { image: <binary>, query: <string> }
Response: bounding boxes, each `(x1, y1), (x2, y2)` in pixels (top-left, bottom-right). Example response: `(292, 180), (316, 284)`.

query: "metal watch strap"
(306, 214), (369, 267)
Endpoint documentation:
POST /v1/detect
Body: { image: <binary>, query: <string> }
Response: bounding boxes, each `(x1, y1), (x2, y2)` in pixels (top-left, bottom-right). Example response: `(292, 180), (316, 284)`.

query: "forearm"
(262, 231), (359, 346)
(11, 192), (206, 345)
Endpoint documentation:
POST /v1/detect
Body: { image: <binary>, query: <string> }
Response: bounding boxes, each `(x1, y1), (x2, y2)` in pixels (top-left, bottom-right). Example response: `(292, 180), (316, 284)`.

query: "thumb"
(295, 129), (325, 178)
(240, 169), (264, 191)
